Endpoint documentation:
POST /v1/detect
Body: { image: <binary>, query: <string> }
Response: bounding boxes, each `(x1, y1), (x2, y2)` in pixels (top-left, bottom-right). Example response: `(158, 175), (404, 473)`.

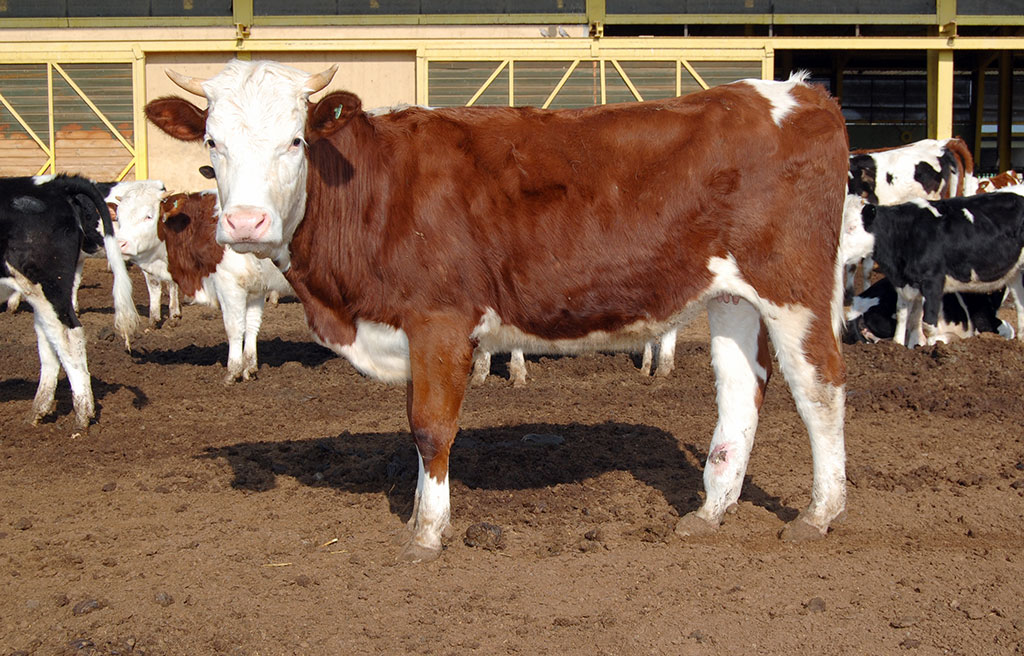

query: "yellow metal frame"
(0, 57), (142, 179)
(0, 33), (1021, 174)
(445, 54), (741, 108)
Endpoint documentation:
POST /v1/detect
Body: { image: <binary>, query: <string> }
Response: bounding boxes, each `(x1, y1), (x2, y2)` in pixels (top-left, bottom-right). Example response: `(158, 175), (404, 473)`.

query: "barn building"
(0, 0), (1020, 191)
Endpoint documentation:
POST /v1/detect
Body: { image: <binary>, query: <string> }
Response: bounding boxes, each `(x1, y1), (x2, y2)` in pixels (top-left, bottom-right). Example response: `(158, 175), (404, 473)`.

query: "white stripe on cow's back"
(741, 71), (809, 127)
(909, 197), (941, 218)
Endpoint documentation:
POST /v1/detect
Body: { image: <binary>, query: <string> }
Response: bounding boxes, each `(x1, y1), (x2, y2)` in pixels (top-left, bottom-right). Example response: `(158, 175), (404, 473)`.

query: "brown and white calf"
(147, 60), (850, 562)
(115, 189), (292, 382)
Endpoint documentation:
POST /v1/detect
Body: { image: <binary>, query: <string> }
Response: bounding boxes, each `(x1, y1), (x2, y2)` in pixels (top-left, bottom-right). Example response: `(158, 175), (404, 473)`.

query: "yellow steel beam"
(927, 49), (954, 140)
(2, 36), (1024, 59)
(680, 60), (710, 89)
(465, 60), (509, 107)
(0, 91), (51, 156)
(541, 59), (581, 109)
(132, 49), (147, 180)
(46, 63), (54, 175)
(609, 60), (643, 102)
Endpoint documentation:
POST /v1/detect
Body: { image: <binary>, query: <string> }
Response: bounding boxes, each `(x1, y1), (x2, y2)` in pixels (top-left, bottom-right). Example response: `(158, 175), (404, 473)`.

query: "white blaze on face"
(109, 181), (166, 257)
(201, 60), (316, 262)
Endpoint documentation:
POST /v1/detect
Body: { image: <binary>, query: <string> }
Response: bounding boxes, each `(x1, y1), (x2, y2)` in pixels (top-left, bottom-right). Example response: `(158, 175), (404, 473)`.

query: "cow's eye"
(291, 137), (303, 148)
(205, 138), (216, 149)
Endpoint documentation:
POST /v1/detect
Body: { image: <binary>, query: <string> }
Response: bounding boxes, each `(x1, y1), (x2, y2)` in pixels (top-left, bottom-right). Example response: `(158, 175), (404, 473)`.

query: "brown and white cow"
(116, 189), (292, 382)
(147, 60), (849, 562)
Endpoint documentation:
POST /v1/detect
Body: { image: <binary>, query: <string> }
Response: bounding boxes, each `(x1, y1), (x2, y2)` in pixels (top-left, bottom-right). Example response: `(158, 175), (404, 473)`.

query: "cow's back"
(301, 75), (848, 340)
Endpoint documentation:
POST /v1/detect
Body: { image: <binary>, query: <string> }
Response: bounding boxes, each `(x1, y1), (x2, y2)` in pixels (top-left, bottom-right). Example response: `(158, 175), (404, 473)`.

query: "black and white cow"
(4, 176), (142, 346)
(843, 277), (1013, 344)
(0, 174), (135, 431)
(843, 187), (1024, 346)
(845, 137), (974, 294)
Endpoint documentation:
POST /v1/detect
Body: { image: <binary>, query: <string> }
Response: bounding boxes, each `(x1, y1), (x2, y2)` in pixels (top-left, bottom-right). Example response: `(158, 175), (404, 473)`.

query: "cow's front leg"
(401, 315), (475, 563)
(240, 294), (266, 380)
(677, 297), (770, 537)
(167, 281), (182, 326)
(217, 283), (247, 384)
(142, 270), (163, 328)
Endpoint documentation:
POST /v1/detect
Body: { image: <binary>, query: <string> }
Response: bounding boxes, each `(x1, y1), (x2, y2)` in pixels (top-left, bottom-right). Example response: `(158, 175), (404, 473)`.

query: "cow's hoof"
(779, 517), (827, 543)
(223, 372), (241, 385)
(398, 540), (442, 563)
(675, 512), (718, 538)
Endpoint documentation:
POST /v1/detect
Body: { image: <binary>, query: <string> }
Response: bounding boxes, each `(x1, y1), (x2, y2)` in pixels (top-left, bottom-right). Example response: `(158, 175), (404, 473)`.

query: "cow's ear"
(861, 204), (877, 231)
(309, 91), (362, 138)
(146, 96), (208, 142)
(106, 202), (118, 220)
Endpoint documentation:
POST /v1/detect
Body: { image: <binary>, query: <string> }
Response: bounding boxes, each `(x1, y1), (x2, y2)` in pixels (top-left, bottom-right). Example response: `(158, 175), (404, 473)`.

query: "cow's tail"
(943, 136), (975, 197)
(59, 174), (141, 348)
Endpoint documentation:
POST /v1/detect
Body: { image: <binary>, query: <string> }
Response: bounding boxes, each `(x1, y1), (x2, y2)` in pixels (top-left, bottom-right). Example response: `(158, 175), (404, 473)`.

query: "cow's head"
(108, 180), (168, 257)
(145, 59), (344, 264)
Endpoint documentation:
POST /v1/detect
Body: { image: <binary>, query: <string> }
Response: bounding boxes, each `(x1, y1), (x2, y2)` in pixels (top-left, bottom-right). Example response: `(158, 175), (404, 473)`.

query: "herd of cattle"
(2, 60), (1024, 560)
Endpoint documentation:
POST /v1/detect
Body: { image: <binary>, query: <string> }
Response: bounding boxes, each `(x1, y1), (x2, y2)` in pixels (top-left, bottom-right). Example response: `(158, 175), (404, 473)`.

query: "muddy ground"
(1, 259), (1023, 655)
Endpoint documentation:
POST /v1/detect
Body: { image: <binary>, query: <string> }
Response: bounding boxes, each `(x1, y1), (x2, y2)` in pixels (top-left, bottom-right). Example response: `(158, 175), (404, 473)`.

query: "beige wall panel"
(145, 51), (415, 193)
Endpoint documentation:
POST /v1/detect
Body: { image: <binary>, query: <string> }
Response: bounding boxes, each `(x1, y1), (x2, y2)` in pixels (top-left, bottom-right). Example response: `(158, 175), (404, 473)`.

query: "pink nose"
(118, 239), (131, 254)
(222, 207), (271, 242)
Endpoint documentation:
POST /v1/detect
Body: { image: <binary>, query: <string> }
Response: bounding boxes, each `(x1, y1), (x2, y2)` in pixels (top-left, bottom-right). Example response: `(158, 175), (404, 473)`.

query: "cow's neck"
(286, 118), (391, 347)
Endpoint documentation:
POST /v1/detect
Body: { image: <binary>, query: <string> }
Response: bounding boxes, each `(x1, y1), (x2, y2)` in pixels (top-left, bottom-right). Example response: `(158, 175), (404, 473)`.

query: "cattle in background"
(104, 180), (179, 328)
(3, 176), (141, 347)
(116, 189), (292, 382)
(848, 137), (973, 205)
(973, 170), (1023, 194)
(843, 277), (1013, 344)
(845, 137), (975, 294)
(0, 174), (134, 431)
(843, 188), (1024, 347)
(148, 60), (850, 562)
(471, 329), (678, 386)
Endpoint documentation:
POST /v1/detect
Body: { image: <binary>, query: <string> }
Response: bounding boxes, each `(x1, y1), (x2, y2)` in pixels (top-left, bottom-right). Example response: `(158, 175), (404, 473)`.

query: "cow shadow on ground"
(130, 338), (334, 370)
(199, 422), (793, 525)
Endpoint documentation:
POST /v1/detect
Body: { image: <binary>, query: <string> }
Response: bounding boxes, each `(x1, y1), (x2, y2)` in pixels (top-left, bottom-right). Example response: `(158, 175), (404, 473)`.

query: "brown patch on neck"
(157, 192), (223, 297)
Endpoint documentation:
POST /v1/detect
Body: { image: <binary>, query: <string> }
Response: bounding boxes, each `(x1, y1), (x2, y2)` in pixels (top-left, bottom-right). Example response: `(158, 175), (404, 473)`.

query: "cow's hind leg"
(765, 306), (846, 541)
(30, 318), (60, 424)
(509, 349), (527, 387)
(677, 297), (770, 537)
(30, 301), (93, 432)
(1006, 272), (1024, 340)
(654, 327), (678, 378)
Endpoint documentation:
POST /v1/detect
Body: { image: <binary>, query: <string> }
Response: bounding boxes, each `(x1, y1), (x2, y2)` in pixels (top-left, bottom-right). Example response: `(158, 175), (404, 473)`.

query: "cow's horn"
(305, 65), (338, 94)
(166, 69), (207, 97)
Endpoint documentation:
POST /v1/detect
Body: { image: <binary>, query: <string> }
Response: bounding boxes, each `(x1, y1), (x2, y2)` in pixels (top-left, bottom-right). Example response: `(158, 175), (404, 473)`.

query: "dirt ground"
(1, 259), (1023, 656)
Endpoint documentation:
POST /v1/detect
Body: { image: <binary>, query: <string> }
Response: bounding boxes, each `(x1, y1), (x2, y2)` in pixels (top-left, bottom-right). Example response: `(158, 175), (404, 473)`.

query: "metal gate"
(0, 60), (143, 180)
